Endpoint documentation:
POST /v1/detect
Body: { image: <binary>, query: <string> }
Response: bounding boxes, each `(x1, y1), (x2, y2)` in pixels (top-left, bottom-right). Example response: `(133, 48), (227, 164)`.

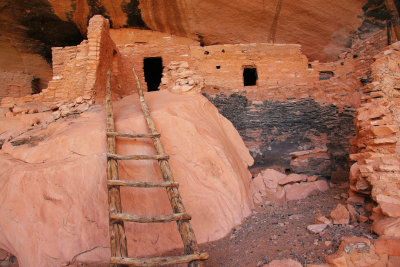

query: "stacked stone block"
(349, 42), (400, 255)
(160, 61), (204, 94)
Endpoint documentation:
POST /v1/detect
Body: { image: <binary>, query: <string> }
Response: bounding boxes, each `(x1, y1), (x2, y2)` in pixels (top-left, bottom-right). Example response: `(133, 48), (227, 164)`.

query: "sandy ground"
(199, 180), (375, 266)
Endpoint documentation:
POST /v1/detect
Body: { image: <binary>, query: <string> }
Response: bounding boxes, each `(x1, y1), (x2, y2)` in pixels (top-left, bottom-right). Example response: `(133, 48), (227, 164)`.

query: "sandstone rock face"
(0, 0), (83, 96)
(284, 180), (329, 201)
(0, 91), (254, 266)
(139, 0), (365, 62)
(0, 0), (383, 65)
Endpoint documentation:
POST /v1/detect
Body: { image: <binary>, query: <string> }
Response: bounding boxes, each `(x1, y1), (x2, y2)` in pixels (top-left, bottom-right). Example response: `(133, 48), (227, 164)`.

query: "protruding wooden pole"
(385, 0), (400, 42)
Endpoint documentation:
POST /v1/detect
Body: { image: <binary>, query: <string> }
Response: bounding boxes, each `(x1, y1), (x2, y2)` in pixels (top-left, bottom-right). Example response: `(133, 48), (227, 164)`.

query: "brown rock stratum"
(0, 91), (254, 266)
(139, 0), (364, 61)
(5, 0), (367, 62)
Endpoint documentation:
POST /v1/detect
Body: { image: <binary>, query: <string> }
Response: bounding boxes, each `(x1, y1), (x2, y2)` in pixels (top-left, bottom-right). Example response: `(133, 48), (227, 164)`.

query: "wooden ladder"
(105, 70), (208, 266)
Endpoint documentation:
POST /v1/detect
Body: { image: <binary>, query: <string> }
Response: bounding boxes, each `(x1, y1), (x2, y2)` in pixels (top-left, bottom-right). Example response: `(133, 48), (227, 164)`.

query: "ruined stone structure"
(349, 42), (400, 255)
(1, 1), (400, 265)
(1, 16), (377, 183)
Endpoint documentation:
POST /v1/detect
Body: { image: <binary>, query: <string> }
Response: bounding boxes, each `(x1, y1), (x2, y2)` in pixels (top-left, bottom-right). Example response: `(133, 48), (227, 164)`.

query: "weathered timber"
(110, 253), (209, 266)
(106, 71), (128, 259)
(107, 131), (160, 138)
(133, 68), (207, 267)
(385, 0), (400, 41)
(107, 180), (179, 188)
(110, 212), (191, 223)
(107, 153), (169, 160)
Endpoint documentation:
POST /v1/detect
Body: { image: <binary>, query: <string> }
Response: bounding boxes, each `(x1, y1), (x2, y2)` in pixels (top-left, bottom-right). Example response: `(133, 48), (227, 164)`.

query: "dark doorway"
(143, 57), (163, 91)
(243, 67), (258, 86)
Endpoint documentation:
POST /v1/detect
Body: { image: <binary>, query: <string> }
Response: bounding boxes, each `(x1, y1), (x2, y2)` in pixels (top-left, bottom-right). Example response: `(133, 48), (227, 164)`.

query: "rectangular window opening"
(243, 67), (258, 86)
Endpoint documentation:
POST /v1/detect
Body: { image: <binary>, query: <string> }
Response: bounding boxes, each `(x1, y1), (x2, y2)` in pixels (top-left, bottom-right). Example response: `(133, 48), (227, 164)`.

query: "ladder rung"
(107, 180), (179, 188)
(107, 131), (160, 138)
(107, 153), (169, 160)
(110, 212), (191, 223)
(110, 253), (209, 266)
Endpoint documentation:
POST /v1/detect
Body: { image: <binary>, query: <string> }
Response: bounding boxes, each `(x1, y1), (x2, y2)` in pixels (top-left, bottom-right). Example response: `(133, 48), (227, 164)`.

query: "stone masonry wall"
(0, 15), (118, 108)
(87, 15), (120, 102)
(205, 30), (388, 179)
(349, 42), (400, 248)
(115, 34), (362, 98)
(207, 94), (355, 179)
(117, 43), (192, 93)
(191, 44), (313, 89)
(202, 50), (365, 180)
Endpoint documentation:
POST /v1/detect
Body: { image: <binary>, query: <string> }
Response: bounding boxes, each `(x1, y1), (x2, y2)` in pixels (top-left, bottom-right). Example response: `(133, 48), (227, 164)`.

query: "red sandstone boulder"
(263, 259), (302, 267)
(326, 236), (388, 267)
(252, 169), (287, 201)
(0, 92), (254, 266)
(253, 169), (329, 202)
(253, 168), (330, 202)
(314, 214), (332, 225)
(284, 180), (329, 201)
(330, 204), (350, 225)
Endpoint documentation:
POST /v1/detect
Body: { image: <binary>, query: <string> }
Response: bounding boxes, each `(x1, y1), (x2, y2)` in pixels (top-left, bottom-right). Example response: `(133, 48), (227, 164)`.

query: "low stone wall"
(349, 43), (400, 249)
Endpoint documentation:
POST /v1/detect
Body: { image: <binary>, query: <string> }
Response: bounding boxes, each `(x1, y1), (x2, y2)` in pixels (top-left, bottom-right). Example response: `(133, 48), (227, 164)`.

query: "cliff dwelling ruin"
(1, 0), (400, 266)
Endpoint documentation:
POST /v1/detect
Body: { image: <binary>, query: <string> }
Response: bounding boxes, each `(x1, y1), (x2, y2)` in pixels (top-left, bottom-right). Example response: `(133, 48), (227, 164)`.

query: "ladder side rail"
(132, 69), (204, 267)
(106, 71), (128, 259)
